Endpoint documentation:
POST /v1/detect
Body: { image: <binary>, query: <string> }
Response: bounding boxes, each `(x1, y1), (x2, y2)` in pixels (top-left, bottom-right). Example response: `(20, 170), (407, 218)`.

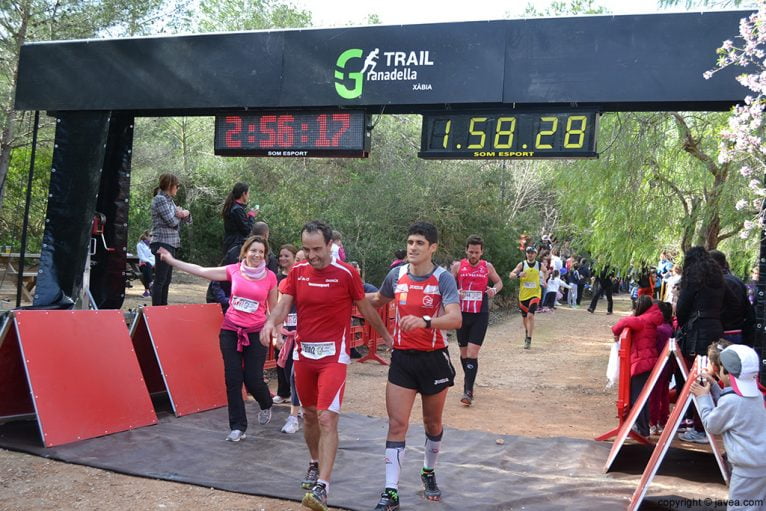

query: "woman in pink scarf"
(158, 235), (278, 442)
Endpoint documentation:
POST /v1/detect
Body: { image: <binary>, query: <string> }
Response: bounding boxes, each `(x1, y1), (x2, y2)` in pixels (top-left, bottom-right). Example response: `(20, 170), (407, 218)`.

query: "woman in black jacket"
(222, 182), (257, 254)
(676, 246), (725, 357)
(675, 246), (725, 443)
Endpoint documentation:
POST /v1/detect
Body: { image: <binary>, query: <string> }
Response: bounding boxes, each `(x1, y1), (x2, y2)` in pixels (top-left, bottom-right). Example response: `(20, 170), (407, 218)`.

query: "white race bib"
(300, 342), (336, 360)
(523, 282), (538, 289)
(231, 296), (259, 313)
(463, 290), (483, 301)
(285, 313), (297, 327)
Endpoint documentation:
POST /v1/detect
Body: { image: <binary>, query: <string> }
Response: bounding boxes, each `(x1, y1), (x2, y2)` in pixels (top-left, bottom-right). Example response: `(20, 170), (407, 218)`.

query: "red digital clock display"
(214, 111), (370, 157)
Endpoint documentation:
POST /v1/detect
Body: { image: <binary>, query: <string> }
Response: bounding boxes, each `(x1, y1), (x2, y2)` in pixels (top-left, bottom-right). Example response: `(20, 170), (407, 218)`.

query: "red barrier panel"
(601, 339), (689, 471)
(140, 304), (226, 416)
(0, 316), (34, 419)
(350, 304), (389, 365)
(4, 310), (157, 447)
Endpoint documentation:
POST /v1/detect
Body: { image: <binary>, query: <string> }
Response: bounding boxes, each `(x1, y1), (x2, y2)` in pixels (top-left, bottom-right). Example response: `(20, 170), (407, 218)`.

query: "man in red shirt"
(262, 220), (393, 511)
(451, 234), (503, 406)
(367, 222), (462, 511)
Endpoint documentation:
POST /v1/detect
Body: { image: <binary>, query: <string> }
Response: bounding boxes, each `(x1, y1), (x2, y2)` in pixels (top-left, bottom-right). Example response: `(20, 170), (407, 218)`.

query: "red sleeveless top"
(456, 259), (489, 313)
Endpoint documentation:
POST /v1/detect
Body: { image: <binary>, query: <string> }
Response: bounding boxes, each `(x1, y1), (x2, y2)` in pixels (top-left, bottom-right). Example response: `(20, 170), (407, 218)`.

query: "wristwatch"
(423, 315), (432, 329)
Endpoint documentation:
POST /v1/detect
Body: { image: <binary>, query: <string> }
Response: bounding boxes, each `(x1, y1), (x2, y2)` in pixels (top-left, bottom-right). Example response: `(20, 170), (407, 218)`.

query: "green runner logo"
(335, 48), (364, 99)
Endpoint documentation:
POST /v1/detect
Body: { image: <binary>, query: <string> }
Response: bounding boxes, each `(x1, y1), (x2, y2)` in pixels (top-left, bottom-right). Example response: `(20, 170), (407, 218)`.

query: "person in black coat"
(675, 246), (725, 443)
(587, 263), (614, 314)
(222, 182), (258, 255)
(676, 246), (725, 357)
(709, 249), (755, 345)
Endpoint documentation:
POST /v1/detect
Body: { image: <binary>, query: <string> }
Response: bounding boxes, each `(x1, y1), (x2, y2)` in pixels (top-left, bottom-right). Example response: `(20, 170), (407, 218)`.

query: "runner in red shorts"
(261, 220), (393, 511)
(366, 222), (462, 511)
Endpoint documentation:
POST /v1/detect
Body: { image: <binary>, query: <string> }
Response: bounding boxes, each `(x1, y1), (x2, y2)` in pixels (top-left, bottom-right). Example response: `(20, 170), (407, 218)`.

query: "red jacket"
(611, 303), (663, 376)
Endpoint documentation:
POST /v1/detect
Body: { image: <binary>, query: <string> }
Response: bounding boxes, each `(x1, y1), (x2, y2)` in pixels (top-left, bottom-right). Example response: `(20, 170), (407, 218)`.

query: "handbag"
(606, 341), (620, 388)
(675, 311), (700, 356)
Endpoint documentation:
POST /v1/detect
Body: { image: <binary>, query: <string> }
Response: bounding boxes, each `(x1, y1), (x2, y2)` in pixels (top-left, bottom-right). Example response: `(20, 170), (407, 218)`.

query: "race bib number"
(231, 296), (259, 313)
(285, 313), (297, 327)
(300, 342), (336, 360)
(523, 282), (538, 289)
(463, 290), (483, 301)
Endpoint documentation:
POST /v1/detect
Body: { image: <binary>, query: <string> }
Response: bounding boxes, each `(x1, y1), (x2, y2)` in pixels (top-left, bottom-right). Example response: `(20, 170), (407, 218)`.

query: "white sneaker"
(678, 430), (708, 443)
(281, 415), (300, 434)
(226, 429), (246, 442)
(273, 395), (290, 404)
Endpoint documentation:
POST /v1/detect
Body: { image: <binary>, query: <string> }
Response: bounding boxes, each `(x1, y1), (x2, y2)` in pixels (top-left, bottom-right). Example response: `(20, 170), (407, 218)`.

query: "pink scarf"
(240, 260), (266, 280)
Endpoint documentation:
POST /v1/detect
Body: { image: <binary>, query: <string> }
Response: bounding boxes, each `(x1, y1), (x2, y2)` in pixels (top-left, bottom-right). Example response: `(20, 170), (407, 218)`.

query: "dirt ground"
(0, 275), (727, 510)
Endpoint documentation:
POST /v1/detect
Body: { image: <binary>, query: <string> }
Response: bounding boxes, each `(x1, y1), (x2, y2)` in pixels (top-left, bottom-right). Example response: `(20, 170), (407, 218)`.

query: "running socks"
(463, 358), (478, 394)
(385, 440), (406, 490)
(424, 431), (443, 470)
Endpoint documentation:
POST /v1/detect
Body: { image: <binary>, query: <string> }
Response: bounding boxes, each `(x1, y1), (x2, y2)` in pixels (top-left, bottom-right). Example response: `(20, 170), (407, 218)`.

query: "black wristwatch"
(423, 315), (432, 329)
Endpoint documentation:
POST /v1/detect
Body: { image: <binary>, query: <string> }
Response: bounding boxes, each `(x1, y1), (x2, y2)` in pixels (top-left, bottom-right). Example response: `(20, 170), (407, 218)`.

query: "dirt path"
(0, 278), (726, 509)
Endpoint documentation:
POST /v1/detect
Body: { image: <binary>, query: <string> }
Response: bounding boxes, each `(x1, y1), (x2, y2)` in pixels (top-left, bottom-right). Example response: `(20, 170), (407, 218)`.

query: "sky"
(293, 0), (695, 27)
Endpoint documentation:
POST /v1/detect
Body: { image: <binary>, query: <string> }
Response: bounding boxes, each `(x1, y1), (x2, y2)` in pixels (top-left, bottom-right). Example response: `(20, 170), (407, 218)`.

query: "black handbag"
(675, 311), (700, 356)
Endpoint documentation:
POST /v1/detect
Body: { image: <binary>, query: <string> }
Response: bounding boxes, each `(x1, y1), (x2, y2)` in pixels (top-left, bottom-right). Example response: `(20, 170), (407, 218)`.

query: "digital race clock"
(214, 111), (371, 157)
(418, 111), (599, 159)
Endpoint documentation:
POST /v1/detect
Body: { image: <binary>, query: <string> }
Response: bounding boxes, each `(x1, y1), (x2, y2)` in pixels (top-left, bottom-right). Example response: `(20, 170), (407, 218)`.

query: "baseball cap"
(525, 246), (537, 253)
(719, 344), (762, 397)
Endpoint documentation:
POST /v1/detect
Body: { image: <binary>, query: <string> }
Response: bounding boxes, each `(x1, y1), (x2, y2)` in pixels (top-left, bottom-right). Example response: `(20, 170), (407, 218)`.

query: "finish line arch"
(11, 11), (764, 383)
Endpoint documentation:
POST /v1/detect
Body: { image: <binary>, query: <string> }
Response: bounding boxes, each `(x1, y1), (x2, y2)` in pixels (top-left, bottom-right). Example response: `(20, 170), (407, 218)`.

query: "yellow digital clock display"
(418, 111), (598, 159)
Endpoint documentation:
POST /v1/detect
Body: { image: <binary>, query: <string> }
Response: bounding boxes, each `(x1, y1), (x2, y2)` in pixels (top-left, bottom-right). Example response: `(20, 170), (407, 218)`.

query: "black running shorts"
(518, 297), (540, 317)
(456, 312), (489, 347)
(388, 348), (455, 395)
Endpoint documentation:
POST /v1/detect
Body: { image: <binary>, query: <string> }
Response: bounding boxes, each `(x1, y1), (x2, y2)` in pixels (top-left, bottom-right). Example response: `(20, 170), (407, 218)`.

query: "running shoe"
(678, 430), (708, 443)
(301, 461), (319, 490)
(258, 407), (272, 425)
(281, 415), (300, 434)
(524, 337), (531, 350)
(460, 392), (473, 406)
(272, 395), (290, 404)
(225, 429), (246, 442)
(142, 290), (151, 297)
(420, 469), (441, 501)
(374, 488), (400, 511)
(630, 424), (649, 439)
(302, 482), (328, 511)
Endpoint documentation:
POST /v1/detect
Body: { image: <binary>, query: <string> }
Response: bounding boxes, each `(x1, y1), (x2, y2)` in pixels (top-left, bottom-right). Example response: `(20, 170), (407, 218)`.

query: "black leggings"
(219, 329), (273, 431)
(150, 242), (175, 306)
(589, 283), (613, 313)
(139, 264), (153, 290)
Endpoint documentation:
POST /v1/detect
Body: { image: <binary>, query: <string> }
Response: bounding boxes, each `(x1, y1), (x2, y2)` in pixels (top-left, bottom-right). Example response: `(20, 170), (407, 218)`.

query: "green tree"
(0, 0), (173, 211)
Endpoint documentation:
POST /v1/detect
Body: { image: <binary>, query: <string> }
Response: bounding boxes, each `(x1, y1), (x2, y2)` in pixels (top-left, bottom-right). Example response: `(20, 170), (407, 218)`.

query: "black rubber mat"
(0, 406), (727, 510)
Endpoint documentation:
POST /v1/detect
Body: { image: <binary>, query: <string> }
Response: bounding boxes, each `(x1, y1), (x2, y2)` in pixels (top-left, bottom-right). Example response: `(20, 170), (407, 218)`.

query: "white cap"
(719, 345), (761, 397)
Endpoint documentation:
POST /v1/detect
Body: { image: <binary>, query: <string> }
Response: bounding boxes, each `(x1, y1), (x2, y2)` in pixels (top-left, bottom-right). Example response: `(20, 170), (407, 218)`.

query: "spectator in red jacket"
(611, 295), (663, 437)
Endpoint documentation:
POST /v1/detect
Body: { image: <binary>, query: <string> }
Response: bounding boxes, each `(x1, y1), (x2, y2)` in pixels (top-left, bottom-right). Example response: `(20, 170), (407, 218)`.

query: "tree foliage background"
(0, 0), (760, 293)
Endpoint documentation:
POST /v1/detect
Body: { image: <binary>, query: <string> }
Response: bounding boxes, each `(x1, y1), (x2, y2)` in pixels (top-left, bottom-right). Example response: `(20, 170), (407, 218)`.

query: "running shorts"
(456, 311), (490, 347)
(519, 297), (540, 317)
(388, 348), (455, 395)
(293, 358), (347, 413)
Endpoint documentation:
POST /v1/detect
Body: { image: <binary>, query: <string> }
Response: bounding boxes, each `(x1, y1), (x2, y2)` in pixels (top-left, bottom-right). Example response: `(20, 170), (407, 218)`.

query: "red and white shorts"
(294, 358), (348, 413)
